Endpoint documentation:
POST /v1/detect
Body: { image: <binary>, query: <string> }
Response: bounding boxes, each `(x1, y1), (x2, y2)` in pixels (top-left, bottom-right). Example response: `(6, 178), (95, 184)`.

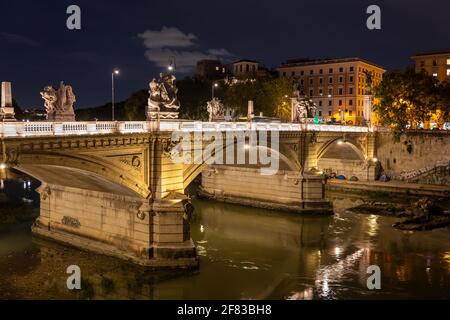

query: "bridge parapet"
(0, 121), (370, 138)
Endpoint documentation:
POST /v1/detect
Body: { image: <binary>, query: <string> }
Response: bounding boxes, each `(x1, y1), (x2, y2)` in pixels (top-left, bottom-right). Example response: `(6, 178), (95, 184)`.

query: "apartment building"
(278, 58), (385, 124)
(412, 50), (450, 82)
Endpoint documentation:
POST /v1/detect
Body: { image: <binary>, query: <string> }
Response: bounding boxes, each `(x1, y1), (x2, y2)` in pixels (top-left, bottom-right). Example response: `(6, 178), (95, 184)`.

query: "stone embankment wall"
(200, 165), (332, 214)
(376, 131), (450, 184)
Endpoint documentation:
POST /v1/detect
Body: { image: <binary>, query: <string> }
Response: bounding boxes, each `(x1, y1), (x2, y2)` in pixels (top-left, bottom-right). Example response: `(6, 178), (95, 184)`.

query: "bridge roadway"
(0, 120), (375, 269)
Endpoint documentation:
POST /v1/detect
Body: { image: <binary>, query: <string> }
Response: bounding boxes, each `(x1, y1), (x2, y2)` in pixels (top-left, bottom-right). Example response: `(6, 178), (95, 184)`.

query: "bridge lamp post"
(112, 69), (120, 121)
(212, 83), (219, 99)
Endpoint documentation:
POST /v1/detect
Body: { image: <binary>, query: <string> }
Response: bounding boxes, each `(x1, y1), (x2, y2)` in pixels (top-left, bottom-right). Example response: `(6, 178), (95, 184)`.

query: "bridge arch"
(182, 138), (301, 190)
(317, 137), (366, 161)
(14, 151), (150, 198)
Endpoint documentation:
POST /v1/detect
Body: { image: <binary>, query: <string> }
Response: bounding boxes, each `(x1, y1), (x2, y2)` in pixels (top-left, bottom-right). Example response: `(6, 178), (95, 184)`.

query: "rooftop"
(233, 59), (259, 64)
(412, 50), (450, 58)
(279, 57), (385, 70)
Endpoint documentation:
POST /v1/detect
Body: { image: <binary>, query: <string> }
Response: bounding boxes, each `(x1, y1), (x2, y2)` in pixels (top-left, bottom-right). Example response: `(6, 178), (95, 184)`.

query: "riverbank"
(327, 179), (450, 198)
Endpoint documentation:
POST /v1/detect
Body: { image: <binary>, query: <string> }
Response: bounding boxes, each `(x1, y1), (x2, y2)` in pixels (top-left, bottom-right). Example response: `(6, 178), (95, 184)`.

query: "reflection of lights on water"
(367, 215), (379, 237)
(315, 248), (366, 298)
(200, 225), (205, 233)
(287, 288), (314, 300)
(334, 247), (341, 257)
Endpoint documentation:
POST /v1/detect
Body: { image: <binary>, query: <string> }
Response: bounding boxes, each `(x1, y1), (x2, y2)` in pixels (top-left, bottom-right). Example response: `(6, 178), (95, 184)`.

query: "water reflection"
(0, 179), (449, 299)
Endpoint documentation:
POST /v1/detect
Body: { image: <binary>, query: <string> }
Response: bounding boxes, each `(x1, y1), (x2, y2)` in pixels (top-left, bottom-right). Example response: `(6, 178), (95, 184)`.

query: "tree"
(124, 90), (147, 121)
(373, 68), (442, 139)
(222, 77), (292, 120)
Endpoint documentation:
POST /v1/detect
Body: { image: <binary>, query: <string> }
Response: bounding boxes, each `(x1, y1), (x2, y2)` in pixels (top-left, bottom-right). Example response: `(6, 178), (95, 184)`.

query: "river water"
(0, 178), (449, 300)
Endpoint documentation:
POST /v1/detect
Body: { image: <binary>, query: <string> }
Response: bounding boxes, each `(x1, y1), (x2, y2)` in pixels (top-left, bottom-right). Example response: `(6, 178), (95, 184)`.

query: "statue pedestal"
(146, 105), (179, 121)
(0, 108), (16, 122)
(48, 112), (76, 122)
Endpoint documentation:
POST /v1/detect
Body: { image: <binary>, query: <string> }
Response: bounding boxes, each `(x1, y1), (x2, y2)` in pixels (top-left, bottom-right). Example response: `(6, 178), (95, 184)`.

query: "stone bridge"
(0, 121), (376, 268)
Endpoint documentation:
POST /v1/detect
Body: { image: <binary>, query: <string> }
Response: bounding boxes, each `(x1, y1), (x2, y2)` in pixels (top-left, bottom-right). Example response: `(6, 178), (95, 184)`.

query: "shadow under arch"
(14, 151), (150, 198)
(182, 135), (302, 190)
(317, 137), (366, 161)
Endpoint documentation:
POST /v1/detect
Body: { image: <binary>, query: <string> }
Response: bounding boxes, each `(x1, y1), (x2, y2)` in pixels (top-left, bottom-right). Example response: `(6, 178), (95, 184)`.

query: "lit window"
(433, 73), (438, 77)
(447, 69), (450, 76)
(447, 59), (450, 65)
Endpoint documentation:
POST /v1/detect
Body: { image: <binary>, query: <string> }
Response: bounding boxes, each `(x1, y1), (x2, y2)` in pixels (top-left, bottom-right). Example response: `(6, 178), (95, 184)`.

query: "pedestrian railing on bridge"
(0, 121), (370, 138)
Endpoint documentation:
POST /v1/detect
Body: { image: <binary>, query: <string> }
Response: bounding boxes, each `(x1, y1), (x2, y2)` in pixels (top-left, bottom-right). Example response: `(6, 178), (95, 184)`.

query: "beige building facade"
(278, 58), (385, 125)
(412, 50), (450, 82)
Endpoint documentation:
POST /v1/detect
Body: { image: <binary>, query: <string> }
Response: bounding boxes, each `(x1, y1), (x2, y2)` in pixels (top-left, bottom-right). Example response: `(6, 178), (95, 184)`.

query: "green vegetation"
(74, 76), (294, 121)
(222, 77), (293, 120)
(374, 68), (450, 140)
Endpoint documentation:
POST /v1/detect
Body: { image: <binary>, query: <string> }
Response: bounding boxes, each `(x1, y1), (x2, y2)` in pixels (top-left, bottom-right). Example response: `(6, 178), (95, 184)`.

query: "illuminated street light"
(212, 82), (219, 99)
(0, 163), (7, 170)
(168, 65), (174, 72)
(112, 69), (120, 121)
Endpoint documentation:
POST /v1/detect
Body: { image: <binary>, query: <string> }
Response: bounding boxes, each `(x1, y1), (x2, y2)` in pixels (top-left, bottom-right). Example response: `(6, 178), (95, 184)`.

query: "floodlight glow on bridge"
(0, 121), (371, 138)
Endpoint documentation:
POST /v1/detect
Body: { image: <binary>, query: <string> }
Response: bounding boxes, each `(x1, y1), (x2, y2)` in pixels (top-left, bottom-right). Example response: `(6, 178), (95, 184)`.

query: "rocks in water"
(346, 201), (406, 216)
(393, 197), (450, 231)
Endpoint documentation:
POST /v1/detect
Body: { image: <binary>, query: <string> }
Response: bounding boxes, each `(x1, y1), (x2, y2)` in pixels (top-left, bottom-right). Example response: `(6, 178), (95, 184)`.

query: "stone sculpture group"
(41, 82), (76, 121)
(147, 73), (181, 120)
(291, 82), (317, 123)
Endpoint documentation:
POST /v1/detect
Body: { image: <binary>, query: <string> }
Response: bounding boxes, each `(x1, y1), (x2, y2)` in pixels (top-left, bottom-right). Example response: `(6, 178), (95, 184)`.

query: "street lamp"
(168, 65), (174, 72)
(212, 83), (219, 99)
(112, 69), (120, 121)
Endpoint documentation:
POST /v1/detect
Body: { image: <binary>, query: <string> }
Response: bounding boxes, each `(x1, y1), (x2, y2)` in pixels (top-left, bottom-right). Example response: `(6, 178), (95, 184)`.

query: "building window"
(310, 70), (314, 75)
(350, 66), (354, 72)
(349, 99), (353, 106)
(328, 100), (332, 106)
(433, 72), (438, 77)
(447, 69), (450, 76)
(300, 79), (304, 85)
(320, 69), (323, 74)
(309, 89), (314, 96)
(328, 111), (332, 116)
(252, 65), (256, 72)
(291, 71), (295, 76)
(329, 77), (333, 84)
(447, 59), (450, 65)
(329, 68), (333, 74)
(339, 67), (344, 73)
(240, 65), (243, 72)
(339, 88), (343, 95)
(339, 76), (343, 83)
(328, 88), (333, 95)
(246, 64), (250, 72)
(420, 61), (425, 68)
(301, 71), (304, 76)
(349, 110), (353, 116)
(319, 100), (323, 106)
(433, 60), (437, 66)
(319, 111), (323, 116)
(349, 88), (353, 94)
(319, 78), (323, 84)
(339, 100), (342, 106)
(319, 89), (323, 95)
(310, 78), (314, 85)
(349, 76), (354, 82)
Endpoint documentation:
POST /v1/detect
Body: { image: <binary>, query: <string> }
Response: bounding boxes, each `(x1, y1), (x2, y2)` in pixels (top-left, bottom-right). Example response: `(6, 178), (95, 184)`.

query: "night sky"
(1, 0), (449, 109)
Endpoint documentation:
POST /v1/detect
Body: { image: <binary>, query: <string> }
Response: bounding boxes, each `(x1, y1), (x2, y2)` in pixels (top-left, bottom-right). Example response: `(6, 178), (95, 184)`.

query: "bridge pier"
(31, 183), (197, 268)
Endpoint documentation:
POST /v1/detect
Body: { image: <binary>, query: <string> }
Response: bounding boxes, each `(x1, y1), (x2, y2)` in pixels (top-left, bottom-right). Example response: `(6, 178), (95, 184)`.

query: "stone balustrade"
(0, 121), (372, 138)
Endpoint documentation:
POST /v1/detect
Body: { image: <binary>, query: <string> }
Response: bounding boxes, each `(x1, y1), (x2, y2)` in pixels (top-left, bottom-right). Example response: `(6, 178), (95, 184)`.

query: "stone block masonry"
(199, 165), (333, 214)
(33, 183), (198, 268)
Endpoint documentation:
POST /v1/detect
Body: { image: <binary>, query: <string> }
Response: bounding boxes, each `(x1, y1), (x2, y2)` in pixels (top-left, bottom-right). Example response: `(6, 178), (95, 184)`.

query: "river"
(0, 178), (449, 300)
